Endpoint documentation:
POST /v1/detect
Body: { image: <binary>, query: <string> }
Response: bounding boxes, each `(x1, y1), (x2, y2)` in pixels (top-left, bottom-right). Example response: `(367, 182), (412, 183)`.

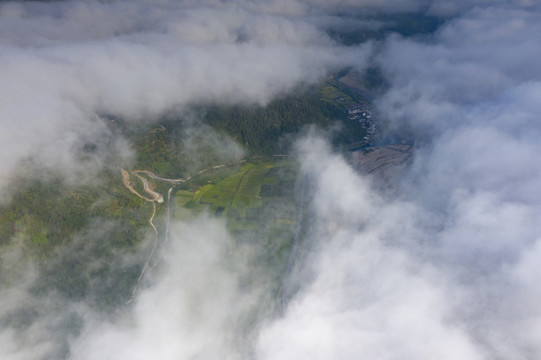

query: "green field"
(319, 83), (357, 105)
(174, 160), (298, 244)
(168, 159), (300, 295)
(175, 190), (194, 207)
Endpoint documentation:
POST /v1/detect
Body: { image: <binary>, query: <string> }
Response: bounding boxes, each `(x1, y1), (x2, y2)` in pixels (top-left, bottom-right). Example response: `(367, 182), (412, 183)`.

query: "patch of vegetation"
(174, 160), (299, 248)
(326, 13), (444, 46)
(203, 87), (367, 154)
(175, 190), (194, 207)
(0, 169), (152, 307)
(320, 83), (360, 107)
(200, 165), (251, 213)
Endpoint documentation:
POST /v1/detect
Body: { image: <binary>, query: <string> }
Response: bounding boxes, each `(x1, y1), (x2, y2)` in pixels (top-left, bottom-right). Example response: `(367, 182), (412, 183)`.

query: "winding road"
(122, 166), (227, 302)
(122, 159), (301, 304)
(133, 170), (185, 184)
(122, 169), (162, 302)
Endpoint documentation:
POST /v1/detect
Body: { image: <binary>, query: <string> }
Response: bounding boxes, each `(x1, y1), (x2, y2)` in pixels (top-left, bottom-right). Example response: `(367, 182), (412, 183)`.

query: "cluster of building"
(348, 104), (376, 141)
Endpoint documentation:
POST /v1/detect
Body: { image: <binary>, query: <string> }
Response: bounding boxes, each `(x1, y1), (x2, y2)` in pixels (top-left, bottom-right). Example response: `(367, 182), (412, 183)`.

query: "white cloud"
(257, 138), (484, 360)
(70, 217), (263, 360)
(1, 1), (541, 359)
(257, 2), (541, 359)
(0, 0), (370, 196)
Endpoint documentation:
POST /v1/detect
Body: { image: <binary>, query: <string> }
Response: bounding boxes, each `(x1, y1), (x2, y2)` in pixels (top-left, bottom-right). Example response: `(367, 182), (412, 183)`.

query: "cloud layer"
(70, 217), (263, 360)
(0, 0), (370, 194)
(256, 2), (541, 360)
(1, 0), (541, 359)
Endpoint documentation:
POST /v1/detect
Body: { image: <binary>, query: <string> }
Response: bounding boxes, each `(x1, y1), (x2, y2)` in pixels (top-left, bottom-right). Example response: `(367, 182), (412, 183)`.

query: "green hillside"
(0, 77), (370, 310)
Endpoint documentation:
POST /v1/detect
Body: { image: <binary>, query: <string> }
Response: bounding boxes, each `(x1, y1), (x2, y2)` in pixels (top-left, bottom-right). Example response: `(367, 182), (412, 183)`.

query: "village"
(347, 103), (376, 141)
